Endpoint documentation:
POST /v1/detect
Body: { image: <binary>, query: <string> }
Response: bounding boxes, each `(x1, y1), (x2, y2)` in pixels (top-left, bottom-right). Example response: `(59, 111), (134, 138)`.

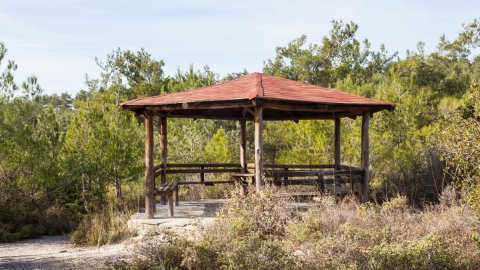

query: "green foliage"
(63, 90), (143, 208)
(0, 43), (76, 242)
(264, 20), (396, 87)
(368, 233), (453, 270)
(436, 85), (480, 209)
(93, 48), (166, 98)
(265, 121), (333, 164)
(204, 128), (234, 163)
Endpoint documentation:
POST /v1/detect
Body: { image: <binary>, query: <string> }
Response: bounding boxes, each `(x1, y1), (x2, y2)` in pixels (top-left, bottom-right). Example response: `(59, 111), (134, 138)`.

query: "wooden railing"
(154, 163), (241, 185)
(153, 163), (364, 188)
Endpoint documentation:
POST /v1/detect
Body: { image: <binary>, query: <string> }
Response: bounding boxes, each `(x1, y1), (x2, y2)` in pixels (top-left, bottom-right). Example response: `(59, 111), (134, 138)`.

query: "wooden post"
(167, 194), (174, 217)
(254, 106), (264, 192)
(240, 119), (247, 172)
(239, 119), (247, 195)
(200, 166), (205, 183)
(361, 112), (371, 202)
(174, 187), (179, 206)
(159, 116), (167, 205)
(145, 111), (155, 219)
(283, 167), (288, 184)
(334, 118), (341, 170)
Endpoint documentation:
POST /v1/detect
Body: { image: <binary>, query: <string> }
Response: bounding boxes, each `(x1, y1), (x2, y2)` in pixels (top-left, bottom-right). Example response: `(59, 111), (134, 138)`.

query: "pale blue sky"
(1, 0), (478, 94)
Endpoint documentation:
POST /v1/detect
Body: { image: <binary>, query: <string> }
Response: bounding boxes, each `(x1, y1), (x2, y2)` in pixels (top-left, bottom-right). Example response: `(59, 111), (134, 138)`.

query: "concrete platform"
(128, 199), (227, 231)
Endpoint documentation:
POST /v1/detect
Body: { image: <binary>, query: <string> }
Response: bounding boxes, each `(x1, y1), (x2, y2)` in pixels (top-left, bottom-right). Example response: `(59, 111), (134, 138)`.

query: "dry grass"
(70, 198), (137, 246)
(289, 194), (480, 269)
(107, 186), (480, 270)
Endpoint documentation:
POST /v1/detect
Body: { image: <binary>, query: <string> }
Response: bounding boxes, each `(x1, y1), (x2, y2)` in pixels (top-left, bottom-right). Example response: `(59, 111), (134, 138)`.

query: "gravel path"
(0, 235), (133, 270)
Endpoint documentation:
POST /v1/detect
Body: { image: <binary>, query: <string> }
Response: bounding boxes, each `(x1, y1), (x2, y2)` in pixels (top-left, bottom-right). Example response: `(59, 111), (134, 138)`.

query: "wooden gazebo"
(122, 72), (395, 219)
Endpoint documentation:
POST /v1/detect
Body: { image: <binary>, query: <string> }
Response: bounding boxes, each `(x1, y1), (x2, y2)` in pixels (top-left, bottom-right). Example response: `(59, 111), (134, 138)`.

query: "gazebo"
(122, 72), (395, 219)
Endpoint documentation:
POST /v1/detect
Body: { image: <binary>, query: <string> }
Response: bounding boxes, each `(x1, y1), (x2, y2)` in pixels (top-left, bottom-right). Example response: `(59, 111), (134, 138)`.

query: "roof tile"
(122, 72), (394, 108)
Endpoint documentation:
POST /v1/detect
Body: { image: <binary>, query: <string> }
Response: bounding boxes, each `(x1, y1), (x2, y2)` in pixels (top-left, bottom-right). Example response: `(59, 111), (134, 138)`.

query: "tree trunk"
(115, 178), (122, 198)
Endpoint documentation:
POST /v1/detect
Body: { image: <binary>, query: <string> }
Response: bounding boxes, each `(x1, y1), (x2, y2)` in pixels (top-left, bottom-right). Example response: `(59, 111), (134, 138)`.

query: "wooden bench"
(155, 183), (178, 217)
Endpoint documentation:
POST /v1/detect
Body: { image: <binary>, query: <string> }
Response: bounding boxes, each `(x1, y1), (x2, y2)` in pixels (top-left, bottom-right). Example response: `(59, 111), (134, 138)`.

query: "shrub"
(367, 233), (453, 270)
(71, 198), (136, 246)
(381, 195), (408, 212)
(0, 204), (77, 243)
(108, 188), (480, 269)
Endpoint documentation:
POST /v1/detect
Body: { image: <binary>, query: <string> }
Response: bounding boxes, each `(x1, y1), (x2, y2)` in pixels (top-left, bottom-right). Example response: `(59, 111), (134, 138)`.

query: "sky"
(0, 0), (479, 95)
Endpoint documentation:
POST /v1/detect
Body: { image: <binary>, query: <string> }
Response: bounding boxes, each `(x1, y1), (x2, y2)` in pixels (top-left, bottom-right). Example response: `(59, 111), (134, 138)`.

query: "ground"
(0, 200), (226, 270)
(0, 199), (316, 269)
(0, 235), (133, 270)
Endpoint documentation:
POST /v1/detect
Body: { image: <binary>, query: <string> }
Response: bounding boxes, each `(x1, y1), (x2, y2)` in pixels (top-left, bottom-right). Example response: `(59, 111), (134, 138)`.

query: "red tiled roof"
(122, 72), (395, 109)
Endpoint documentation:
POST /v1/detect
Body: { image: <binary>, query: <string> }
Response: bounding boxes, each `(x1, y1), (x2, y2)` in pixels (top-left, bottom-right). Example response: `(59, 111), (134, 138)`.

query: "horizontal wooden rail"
(268, 177), (362, 186)
(155, 163), (360, 172)
(152, 163), (364, 188)
(154, 163), (241, 171)
(165, 168), (240, 174)
(247, 163), (336, 169)
(154, 163), (242, 178)
(265, 169), (364, 177)
(177, 180), (235, 185)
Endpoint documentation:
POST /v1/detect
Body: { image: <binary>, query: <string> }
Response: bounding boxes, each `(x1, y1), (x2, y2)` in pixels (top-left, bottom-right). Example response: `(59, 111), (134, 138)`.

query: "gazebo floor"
(128, 198), (328, 232)
(128, 199), (227, 230)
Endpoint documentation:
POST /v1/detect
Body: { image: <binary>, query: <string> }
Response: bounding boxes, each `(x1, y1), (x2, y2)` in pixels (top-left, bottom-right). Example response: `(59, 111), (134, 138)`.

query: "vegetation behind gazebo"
(122, 72), (395, 219)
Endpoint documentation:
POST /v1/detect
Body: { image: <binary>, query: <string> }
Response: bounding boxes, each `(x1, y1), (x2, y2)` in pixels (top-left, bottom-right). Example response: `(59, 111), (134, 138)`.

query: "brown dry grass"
(107, 186), (480, 270)
(70, 195), (138, 246)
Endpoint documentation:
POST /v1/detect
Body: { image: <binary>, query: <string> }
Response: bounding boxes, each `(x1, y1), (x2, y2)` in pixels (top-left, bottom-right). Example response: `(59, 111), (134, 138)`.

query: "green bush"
(368, 233), (453, 269)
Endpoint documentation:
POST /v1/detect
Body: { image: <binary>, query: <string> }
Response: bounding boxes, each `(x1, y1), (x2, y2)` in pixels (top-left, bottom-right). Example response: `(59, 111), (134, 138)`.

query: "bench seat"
(155, 183), (178, 217)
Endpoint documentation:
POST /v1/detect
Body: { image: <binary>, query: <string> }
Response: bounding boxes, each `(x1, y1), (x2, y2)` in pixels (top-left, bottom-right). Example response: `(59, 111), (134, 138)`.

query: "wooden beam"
(361, 112), (371, 202)
(243, 107), (255, 118)
(154, 108), (362, 121)
(254, 106), (264, 192)
(141, 100), (254, 111)
(144, 111), (155, 219)
(163, 113), (245, 121)
(257, 99), (389, 113)
(334, 118), (341, 170)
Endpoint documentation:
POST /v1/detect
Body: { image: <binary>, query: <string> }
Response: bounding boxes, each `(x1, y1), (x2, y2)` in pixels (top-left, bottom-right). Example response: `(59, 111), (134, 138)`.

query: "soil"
(0, 235), (133, 270)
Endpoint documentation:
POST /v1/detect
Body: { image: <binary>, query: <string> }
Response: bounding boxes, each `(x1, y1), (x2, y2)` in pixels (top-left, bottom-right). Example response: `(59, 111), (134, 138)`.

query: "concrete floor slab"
(128, 199), (227, 231)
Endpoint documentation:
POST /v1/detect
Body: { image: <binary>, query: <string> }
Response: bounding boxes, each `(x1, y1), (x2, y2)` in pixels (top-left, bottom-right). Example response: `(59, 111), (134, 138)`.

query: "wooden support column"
(240, 119), (247, 172)
(254, 106), (264, 192)
(144, 111), (155, 219)
(334, 118), (341, 170)
(361, 112), (371, 202)
(159, 115), (167, 204)
(239, 119), (247, 195)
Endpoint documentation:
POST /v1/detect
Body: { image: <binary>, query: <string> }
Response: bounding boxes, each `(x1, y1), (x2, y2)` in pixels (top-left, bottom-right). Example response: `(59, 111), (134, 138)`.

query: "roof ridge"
(254, 72), (265, 98)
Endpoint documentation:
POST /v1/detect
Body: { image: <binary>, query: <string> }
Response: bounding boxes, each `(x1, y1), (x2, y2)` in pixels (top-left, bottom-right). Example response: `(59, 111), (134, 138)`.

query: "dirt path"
(0, 235), (133, 270)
